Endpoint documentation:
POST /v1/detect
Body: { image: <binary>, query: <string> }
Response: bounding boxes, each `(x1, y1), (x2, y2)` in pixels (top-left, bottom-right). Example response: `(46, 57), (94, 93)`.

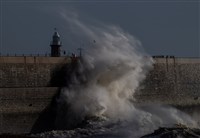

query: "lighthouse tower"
(50, 28), (61, 57)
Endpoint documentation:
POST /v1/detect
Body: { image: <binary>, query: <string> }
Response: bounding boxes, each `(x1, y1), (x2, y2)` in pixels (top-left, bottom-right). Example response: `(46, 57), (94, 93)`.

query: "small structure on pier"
(50, 28), (61, 57)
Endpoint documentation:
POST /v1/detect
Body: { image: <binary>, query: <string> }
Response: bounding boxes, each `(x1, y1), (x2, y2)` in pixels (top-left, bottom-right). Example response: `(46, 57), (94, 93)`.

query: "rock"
(141, 126), (200, 138)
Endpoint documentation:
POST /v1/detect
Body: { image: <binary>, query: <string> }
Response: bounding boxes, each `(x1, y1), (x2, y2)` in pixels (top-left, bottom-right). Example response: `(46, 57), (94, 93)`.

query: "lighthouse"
(50, 28), (61, 57)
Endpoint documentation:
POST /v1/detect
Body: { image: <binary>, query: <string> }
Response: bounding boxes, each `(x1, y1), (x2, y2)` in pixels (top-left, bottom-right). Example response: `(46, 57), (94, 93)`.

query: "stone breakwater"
(0, 56), (199, 134)
(135, 57), (200, 106)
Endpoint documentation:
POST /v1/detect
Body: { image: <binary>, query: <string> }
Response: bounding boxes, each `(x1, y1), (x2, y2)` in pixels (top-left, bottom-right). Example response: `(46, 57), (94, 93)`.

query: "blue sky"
(0, 0), (199, 57)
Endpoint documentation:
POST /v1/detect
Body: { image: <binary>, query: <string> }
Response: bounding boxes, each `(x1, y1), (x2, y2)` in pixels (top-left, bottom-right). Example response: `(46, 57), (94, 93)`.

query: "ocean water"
(33, 11), (199, 138)
(31, 55), (198, 138)
(32, 104), (199, 138)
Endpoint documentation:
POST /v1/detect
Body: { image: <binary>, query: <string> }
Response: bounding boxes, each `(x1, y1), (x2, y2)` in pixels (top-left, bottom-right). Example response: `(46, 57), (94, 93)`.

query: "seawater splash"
(53, 11), (197, 137)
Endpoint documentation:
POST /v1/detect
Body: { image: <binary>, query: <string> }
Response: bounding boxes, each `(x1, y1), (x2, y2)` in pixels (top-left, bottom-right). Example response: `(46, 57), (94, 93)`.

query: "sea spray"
(53, 10), (197, 137)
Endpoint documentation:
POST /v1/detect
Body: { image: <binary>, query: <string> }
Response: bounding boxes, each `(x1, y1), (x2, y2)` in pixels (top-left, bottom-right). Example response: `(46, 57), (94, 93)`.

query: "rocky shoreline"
(1, 125), (200, 138)
(142, 125), (200, 138)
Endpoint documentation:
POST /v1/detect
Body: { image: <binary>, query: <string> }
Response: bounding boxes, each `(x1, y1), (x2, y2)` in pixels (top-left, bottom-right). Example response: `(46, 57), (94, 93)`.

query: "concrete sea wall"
(0, 57), (70, 134)
(0, 87), (58, 134)
(136, 57), (200, 105)
(0, 56), (199, 134)
(0, 57), (70, 87)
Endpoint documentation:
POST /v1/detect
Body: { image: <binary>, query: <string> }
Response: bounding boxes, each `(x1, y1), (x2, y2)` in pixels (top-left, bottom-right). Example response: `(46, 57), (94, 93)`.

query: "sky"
(0, 0), (199, 57)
